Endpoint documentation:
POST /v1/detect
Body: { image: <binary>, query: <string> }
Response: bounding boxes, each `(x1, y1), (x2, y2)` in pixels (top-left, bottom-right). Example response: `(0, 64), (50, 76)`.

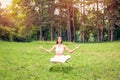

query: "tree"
(102, 0), (120, 41)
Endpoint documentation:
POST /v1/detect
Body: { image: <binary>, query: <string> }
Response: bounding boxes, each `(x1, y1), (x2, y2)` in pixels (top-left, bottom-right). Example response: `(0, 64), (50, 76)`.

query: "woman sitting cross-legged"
(39, 36), (80, 63)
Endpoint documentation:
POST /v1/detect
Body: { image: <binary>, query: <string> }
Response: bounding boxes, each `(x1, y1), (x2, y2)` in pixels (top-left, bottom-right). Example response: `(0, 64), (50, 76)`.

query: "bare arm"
(39, 45), (56, 53)
(64, 45), (80, 53)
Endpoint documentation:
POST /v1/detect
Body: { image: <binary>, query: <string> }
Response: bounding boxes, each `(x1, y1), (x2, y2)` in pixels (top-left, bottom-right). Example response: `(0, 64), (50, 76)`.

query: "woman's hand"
(70, 45), (80, 53)
(76, 45), (80, 49)
(39, 45), (55, 53)
(64, 45), (80, 53)
(39, 46), (49, 53)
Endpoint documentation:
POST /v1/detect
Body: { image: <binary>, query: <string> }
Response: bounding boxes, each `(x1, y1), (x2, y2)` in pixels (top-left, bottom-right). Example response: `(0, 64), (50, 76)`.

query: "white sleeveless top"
(55, 44), (64, 55)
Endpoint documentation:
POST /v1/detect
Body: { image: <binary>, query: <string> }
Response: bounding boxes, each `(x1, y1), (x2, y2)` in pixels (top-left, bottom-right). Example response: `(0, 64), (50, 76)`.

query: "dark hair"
(56, 36), (62, 44)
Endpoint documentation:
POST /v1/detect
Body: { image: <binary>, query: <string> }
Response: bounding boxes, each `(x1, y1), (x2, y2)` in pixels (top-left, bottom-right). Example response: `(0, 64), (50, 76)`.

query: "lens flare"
(0, 0), (12, 8)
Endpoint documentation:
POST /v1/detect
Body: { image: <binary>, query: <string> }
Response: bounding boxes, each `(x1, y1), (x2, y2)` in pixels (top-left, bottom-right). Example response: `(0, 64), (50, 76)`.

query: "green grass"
(0, 41), (120, 80)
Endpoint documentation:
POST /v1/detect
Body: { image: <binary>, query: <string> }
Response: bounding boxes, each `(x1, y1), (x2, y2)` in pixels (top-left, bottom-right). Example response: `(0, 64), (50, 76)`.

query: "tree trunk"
(60, 24), (62, 37)
(101, 30), (104, 42)
(72, 6), (76, 42)
(108, 29), (111, 41)
(111, 29), (113, 41)
(100, 24), (104, 42)
(97, 29), (101, 42)
(66, 3), (71, 41)
(39, 2), (43, 41)
(81, 32), (85, 42)
(50, 3), (54, 41)
(96, 0), (101, 42)
(39, 26), (42, 40)
(51, 23), (54, 41)
(66, 21), (71, 41)
(58, 23), (62, 37)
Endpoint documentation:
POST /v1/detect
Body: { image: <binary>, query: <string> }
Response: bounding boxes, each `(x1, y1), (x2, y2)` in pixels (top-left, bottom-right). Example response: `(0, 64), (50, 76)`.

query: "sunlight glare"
(0, 0), (12, 8)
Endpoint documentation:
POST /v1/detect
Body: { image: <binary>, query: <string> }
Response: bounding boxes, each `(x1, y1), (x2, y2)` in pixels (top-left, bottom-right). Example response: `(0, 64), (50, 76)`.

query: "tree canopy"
(0, 0), (120, 42)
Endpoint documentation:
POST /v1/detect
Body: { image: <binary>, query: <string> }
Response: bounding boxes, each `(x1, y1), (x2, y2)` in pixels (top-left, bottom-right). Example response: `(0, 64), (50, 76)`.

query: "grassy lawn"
(0, 41), (120, 80)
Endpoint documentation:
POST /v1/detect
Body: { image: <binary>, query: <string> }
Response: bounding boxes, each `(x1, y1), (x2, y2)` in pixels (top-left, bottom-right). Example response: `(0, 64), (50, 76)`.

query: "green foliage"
(0, 24), (39, 42)
(0, 25), (15, 41)
(0, 0), (120, 42)
(114, 26), (120, 40)
(15, 25), (39, 42)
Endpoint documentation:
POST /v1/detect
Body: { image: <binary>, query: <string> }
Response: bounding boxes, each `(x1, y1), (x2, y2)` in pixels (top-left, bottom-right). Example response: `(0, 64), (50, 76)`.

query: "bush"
(0, 25), (39, 42)
(0, 25), (15, 41)
(14, 25), (39, 42)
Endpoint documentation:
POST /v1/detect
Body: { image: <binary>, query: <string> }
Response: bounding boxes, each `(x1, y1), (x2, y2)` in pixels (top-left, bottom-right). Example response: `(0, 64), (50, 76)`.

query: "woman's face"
(57, 37), (62, 44)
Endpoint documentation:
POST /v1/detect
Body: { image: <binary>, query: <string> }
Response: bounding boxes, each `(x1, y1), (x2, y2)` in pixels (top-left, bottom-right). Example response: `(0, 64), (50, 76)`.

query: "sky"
(0, 0), (12, 8)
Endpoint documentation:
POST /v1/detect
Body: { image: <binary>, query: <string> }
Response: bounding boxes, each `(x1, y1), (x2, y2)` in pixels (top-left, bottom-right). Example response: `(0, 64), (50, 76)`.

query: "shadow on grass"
(49, 65), (73, 73)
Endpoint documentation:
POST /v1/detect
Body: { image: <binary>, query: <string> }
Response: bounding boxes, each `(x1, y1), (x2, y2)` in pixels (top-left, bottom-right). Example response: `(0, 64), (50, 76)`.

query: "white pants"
(50, 55), (71, 63)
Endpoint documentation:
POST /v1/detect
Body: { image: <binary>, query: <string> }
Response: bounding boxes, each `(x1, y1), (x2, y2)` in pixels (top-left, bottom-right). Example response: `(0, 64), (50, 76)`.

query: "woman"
(39, 36), (80, 63)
